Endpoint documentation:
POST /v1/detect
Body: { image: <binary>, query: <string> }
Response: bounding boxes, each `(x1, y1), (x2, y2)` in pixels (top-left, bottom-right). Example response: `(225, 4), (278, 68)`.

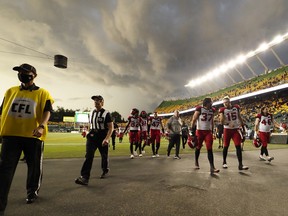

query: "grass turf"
(42, 132), (288, 159)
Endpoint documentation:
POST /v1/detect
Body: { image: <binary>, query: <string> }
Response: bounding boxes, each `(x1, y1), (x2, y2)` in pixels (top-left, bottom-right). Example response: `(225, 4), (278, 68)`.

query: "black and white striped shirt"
(89, 108), (112, 132)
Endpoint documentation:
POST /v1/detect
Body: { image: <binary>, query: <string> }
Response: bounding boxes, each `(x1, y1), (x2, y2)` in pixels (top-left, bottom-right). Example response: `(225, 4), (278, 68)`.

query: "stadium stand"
(155, 66), (288, 130)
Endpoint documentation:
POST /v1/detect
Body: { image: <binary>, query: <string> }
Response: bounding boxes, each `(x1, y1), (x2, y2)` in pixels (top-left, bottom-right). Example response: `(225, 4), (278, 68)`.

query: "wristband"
(39, 124), (45, 129)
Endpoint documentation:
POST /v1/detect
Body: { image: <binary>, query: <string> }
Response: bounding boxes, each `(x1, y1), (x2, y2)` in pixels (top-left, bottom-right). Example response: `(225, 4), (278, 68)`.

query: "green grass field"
(42, 132), (288, 159)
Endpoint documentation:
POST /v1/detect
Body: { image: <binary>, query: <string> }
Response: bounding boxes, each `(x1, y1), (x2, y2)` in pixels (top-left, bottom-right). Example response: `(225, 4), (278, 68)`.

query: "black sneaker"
(26, 192), (38, 204)
(75, 176), (88, 185)
(100, 169), (109, 179)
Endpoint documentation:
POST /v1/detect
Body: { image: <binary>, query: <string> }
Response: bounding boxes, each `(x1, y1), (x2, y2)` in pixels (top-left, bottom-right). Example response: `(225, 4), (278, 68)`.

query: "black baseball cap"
(13, 63), (37, 75)
(91, 95), (104, 101)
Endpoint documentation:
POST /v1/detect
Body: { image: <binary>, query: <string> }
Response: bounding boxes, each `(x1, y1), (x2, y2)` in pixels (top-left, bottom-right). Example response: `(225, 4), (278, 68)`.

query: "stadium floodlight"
(246, 50), (256, 58)
(185, 30), (288, 89)
(209, 69), (219, 78)
(270, 35), (284, 45)
(235, 54), (247, 64)
(256, 42), (269, 53)
(226, 60), (237, 69)
(219, 64), (229, 73)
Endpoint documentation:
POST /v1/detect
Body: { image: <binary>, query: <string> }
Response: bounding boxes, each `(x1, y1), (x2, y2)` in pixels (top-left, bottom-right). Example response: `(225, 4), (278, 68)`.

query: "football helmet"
(130, 108), (139, 116)
(145, 138), (151, 146)
(140, 110), (147, 118)
(253, 137), (262, 148)
(187, 135), (197, 149)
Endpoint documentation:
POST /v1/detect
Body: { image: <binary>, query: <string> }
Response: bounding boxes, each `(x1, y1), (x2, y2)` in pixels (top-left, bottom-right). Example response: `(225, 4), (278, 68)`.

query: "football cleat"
(210, 168), (220, 174)
(259, 155), (266, 161)
(267, 156), (274, 162)
(238, 165), (249, 170)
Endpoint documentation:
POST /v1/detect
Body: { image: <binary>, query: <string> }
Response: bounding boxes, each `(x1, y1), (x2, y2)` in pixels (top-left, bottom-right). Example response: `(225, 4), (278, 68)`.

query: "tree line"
(50, 106), (126, 123)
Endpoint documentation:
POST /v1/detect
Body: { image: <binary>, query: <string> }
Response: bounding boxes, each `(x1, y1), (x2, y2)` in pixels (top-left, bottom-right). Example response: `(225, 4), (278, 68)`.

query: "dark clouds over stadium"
(1, 0), (288, 117)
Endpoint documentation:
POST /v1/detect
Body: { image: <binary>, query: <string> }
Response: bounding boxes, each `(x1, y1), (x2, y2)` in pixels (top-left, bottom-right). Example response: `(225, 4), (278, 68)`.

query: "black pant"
(167, 134), (181, 157)
(0, 136), (44, 212)
(111, 133), (116, 147)
(80, 132), (109, 179)
(182, 135), (188, 148)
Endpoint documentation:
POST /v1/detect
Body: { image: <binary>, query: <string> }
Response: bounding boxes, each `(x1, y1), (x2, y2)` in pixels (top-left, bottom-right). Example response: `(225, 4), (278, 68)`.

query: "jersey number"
(261, 119), (271, 125)
(226, 112), (237, 121)
(131, 122), (139, 127)
(152, 121), (160, 127)
(201, 113), (213, 121)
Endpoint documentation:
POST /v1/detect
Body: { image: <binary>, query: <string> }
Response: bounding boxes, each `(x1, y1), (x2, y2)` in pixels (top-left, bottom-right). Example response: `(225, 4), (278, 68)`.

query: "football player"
(254, 106), (280, 162)
(137, 110), (149, 155)
(191, 98), (219, 174)
(148, 111), (165, 157)
(219, 96), (248, 170)
(123, 108), (142, 159)
(118, 126), (124, 143)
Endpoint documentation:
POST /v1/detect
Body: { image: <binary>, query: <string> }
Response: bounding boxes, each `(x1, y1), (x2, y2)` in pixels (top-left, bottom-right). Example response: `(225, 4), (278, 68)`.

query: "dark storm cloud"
(1, 0), (288, 109)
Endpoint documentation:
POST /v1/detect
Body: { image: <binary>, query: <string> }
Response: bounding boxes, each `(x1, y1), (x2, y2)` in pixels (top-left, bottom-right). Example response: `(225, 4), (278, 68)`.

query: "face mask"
(18, 73), (34, 83)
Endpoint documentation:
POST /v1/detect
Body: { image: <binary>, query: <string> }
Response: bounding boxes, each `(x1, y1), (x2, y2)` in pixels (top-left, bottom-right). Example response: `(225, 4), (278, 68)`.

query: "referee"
(75, 95), (113, 186)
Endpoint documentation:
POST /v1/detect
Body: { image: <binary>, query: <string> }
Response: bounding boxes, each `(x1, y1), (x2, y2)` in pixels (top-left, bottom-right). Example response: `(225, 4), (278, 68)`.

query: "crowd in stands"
(156, 66), (288, 131)
(156, 66), (288, 114)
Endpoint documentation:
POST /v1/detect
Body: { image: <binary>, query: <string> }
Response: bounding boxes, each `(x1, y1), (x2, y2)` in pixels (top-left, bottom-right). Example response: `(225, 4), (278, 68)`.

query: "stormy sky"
(1, 0), (288, 118)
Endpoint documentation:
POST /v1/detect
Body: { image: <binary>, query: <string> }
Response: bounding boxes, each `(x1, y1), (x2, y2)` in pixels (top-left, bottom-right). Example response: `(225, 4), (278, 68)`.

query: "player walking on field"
(137, 110), (149, 155)
(219, 96), (249, 170)
(148, 111), (165, 157)
(191, 98), (219, 174)
(123, 108), (142, 159)
(254, 106), (280, 162)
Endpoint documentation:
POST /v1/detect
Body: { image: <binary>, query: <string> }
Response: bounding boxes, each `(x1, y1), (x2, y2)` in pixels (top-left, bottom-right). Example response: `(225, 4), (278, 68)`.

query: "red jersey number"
(201, 113), (213, 122)
(225, 112), (237, 121)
